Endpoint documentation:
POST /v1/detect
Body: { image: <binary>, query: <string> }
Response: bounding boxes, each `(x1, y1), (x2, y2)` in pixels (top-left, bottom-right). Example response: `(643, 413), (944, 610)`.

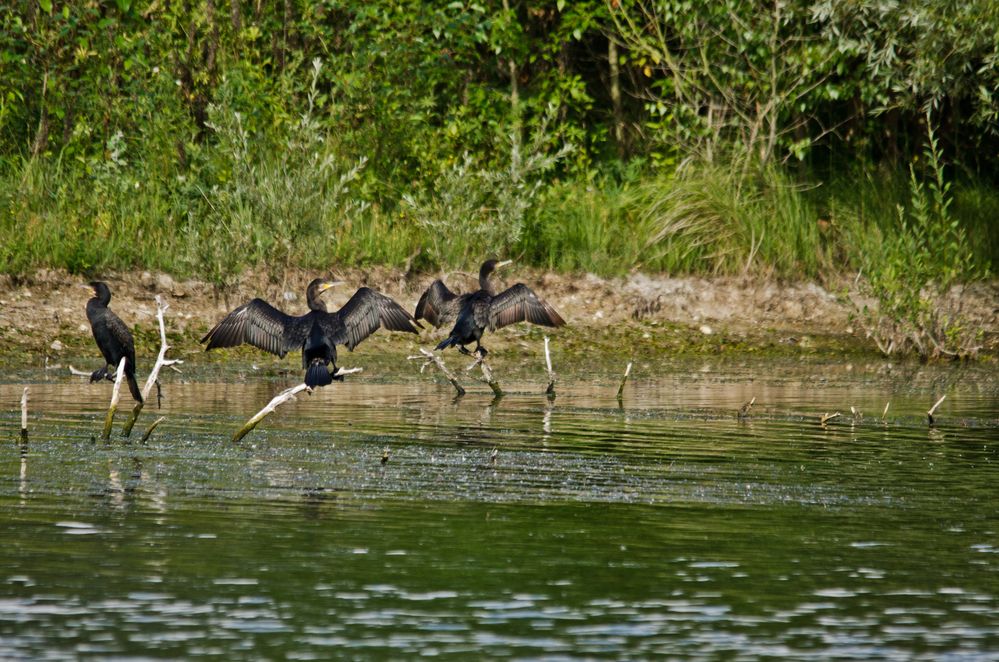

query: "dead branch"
(616, 362), (633, 400)
(927, 395), (946, 425)
(123, 296), (184, 437)
(233, 383), (311, 443)
(102, 357), (127, 440)
(465, 353), (502, 397)
(819, 412), (840, 426)
(20, 387), (28, 443)
(544, 336), (556, 397)
(408, 348), (465, 397)
(140, 416), (166, 444)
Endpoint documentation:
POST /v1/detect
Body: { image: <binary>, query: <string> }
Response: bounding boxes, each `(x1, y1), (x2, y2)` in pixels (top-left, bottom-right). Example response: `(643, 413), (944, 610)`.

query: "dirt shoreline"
(1, 267), (997, 362)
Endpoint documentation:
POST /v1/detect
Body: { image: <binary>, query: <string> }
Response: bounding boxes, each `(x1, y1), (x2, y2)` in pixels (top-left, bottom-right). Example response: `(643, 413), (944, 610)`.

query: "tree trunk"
(609, 38), (624, 157)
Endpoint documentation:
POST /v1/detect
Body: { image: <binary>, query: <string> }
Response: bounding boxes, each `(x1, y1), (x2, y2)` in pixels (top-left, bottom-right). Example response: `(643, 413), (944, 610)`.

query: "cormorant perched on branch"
(85, 281), (142, 403)
(415, 259), (565, 357)
(201, 278), (421, 387)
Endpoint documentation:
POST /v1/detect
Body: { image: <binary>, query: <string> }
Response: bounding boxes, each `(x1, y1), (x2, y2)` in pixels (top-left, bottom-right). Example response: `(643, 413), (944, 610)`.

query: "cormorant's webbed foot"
(458, 346), (473, 356)
(476, 345), (488, 357)
(90, 366), (108, 383)
(332, 372), (346, 382)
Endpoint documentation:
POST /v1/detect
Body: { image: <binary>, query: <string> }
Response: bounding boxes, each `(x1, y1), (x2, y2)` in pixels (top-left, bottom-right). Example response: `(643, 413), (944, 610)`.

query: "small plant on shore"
(401, 108), (573, 268)
(852, 120), (987, 359)
(192, 59), (368, 289)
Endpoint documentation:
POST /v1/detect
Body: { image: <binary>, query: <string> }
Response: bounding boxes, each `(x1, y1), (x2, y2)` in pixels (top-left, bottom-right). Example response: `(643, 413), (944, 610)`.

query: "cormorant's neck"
(92, 289), (111, 307)
(479, 272), (495, 295)
(307, 296), (327, 313)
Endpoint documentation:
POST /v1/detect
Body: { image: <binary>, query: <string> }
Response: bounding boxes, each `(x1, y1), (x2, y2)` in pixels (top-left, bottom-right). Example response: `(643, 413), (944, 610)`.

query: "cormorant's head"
(306, 278), (344, 311)
(480, 259), (513, 279)
(86, 281), (112, 305)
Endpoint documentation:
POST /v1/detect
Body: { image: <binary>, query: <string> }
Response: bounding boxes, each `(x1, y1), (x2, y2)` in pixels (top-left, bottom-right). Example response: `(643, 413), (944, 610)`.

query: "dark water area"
(1, 356), (997, 658)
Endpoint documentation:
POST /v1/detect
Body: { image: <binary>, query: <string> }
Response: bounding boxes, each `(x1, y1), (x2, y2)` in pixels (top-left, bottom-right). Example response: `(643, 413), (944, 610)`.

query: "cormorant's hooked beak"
(318, 280), (344, 295)
(495, 260), (513, 269)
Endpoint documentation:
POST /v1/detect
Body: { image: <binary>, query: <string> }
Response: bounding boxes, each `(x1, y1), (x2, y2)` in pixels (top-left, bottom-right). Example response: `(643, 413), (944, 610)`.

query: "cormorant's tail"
(126, 373), (143, 403)
(435, 336), (457, 352)
(305, 361), (334, 388)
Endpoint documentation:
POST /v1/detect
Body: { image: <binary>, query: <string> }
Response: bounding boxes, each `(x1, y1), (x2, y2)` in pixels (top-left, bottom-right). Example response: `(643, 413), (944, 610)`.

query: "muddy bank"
(1, 267), (996, 364)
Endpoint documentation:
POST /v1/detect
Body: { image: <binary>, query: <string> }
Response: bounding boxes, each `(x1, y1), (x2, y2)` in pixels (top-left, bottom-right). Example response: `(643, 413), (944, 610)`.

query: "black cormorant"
(85, 281), (143, 403)
(201, 278), (421, 387)
(415, 259), (565, 356)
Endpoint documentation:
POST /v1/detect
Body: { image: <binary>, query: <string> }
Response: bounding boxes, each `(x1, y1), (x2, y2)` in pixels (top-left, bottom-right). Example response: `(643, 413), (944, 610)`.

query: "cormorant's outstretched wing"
(414, 280), (461, 328)
(488, 284), (566, 331)
(201, 299), (307, 357)
(329, 287), (422, 351)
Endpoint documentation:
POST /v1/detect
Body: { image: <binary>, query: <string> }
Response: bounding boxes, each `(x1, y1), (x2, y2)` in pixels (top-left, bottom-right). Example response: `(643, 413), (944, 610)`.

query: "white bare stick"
(140, 416), (166, 444)
(334, 367), (364, 377)
(927, 394), (947, 425)
(123, 296), (184, 437)
(408, 348), (465, 396)
(20, 387), (28, 442)
(881, 401), (890, 424)
(544, 336), (556, 396)
(820, 412), (841, 426)
(68, 365), (91, 377)
(616, 362), (633, 399)
(233, 383), (312, 443)
(465, 353), (503, 396)
(102, 357), (127, 440)
(738, 396), (756, 419)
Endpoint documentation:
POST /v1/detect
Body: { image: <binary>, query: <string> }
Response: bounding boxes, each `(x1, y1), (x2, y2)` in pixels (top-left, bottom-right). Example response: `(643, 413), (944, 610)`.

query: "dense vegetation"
(2, 1), (997, 356)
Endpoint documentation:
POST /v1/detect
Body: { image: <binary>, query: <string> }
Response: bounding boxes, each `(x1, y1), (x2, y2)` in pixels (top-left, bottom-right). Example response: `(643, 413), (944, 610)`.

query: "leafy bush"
(852, 120), (987, 359)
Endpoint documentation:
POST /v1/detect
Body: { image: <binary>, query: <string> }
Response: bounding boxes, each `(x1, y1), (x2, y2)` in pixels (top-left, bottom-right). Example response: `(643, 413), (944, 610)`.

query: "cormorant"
(415, 259), (565, 356)
(201, 278), (421, 387)
(85, 281), (143, 403)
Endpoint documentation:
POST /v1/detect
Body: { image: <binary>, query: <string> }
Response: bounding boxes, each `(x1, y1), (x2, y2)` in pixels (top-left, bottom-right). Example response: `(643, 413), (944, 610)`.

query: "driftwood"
(819, 411), (841, 426)
(738, 397), (756, 420)
(543, 336), (556, 397)
(140, 416), (166, 444)
(616, 362), (633, 400)
(408, 348), (465, 397)
(20, 387), (28, 443)
(927, 395), (946, 425)
(122, 296), (184, 437)
(465, 353), (502, 397)
(232, 383), (311, 443)
(881, 401), (890, 424)
(102, 357), (127, 440)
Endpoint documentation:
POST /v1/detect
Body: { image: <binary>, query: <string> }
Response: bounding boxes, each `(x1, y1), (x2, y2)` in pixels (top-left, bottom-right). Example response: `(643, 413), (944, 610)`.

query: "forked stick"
(122, 296), (184, 437)
(465, 353), (502, 397)
(408, 348), (465, 396)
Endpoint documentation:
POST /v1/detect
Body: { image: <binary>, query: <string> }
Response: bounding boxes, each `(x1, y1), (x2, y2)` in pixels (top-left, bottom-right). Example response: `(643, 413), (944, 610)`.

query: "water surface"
(1, 357), (997, 658)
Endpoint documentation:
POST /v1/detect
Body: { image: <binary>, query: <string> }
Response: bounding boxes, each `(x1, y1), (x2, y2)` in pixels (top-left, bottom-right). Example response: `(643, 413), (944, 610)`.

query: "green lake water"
(1, 356), (997, 658)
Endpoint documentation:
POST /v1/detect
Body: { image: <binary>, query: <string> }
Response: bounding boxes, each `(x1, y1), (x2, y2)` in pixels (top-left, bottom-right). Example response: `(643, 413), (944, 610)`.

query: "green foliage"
(0, 0), (997, 360)
(853, 121), (987, 359)
(401, 111), (573, 267)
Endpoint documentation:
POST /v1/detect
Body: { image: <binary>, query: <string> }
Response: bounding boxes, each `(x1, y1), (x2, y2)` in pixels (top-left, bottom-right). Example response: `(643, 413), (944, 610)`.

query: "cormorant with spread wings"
(202, 278), (421, 387)
(414, 259), (565, 357)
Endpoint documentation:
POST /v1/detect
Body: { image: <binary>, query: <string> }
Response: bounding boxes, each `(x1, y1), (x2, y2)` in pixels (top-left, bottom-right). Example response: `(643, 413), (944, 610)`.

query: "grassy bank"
(4, 151), (995, 284)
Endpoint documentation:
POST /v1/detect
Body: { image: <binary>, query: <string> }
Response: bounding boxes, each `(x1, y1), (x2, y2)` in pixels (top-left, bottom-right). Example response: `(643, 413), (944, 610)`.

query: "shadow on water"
(0, 357), (997, 658)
